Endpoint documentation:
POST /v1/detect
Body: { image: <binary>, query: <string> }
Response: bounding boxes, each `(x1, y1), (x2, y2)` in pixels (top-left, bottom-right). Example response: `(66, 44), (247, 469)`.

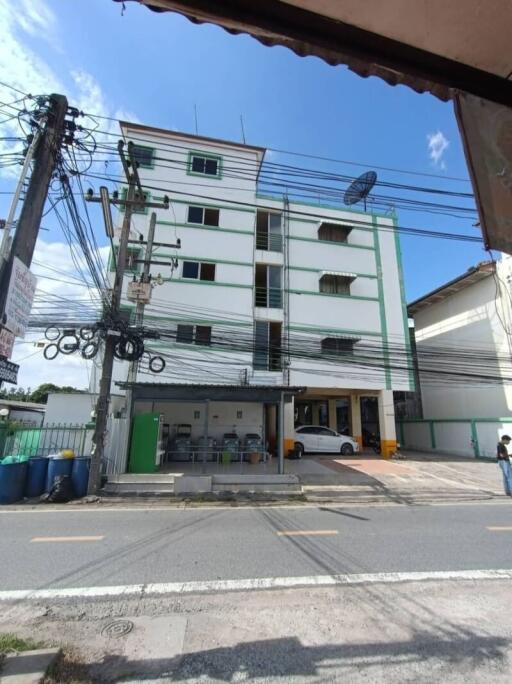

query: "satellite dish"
(344, 171), (377, 210)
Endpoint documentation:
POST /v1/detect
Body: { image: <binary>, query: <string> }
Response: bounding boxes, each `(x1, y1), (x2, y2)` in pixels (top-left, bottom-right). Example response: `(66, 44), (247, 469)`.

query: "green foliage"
(0, 384), (83, 405)
(0, 632), (43, 654)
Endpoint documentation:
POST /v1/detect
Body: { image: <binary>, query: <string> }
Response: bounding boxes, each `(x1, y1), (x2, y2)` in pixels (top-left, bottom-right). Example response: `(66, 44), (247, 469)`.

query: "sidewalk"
(288, 451), (507, 505)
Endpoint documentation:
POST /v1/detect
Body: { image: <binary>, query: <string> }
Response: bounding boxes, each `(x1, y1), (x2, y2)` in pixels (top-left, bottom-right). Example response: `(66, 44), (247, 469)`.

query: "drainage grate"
(101, 619), (134, 638)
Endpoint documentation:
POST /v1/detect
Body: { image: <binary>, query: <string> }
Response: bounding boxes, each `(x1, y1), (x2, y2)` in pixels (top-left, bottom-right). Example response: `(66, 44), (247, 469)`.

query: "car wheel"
(294, 443), (304, 458)
(340, 443), (354, 456)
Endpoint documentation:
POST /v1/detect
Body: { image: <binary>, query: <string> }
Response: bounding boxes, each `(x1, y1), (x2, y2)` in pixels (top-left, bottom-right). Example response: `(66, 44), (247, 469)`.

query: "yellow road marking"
(277, 530), (338, 537)
(30, 536), (105, 543)
(486, 526), (512, 532)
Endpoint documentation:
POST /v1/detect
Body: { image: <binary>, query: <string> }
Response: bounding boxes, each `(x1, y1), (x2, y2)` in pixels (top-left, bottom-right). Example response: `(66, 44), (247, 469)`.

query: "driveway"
(286, 451), (505, 504)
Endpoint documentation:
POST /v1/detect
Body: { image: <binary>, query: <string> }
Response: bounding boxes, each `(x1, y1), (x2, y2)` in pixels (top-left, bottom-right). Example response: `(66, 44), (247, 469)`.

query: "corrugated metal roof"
(320, 271), (357, 280)
(119, 1), (512, 106)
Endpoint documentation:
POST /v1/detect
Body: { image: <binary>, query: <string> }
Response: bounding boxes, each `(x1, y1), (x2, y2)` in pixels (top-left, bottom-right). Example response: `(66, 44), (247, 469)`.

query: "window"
(253, 321), (282, 371)
(317, 427), (335, 436)
(297, 427), (320, 434)
(121, 187), (150, 214)
(318, 222), (351, 243)
(109, 247), (140, 272)
(256, 211), (282, 251)
(187, 205), (220, 227)
(321, 337), (356, 355)
(176, 324), (212, 346)
(182, 261), (216, 281)
(195, 325), (212, 346)
(319, 274), (352, 295)
(176, 324), (194, 344)
(188, 152), (222, 177)
(131, 145), (155, 169)
(255, 264), (282, 307)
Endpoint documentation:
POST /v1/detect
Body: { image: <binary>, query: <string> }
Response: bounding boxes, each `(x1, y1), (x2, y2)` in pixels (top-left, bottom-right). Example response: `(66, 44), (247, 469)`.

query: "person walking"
(497, 434), (512, 496)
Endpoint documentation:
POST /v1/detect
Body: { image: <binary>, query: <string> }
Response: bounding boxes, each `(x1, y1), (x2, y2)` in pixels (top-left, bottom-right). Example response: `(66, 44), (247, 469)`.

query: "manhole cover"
(101, 619), (134, 638)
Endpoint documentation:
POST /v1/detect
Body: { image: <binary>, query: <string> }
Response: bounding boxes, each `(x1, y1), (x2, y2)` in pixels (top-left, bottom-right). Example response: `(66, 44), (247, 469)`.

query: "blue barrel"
(0, 461), (28, 504)
(45, 457), (73, 492)
(25, 457), (49, 498)
(71, 457), (90, 498)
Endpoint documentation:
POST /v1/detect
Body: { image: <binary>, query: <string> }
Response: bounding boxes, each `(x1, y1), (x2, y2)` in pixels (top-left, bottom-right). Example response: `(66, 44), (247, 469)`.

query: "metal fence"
(0, 422), (93, 459)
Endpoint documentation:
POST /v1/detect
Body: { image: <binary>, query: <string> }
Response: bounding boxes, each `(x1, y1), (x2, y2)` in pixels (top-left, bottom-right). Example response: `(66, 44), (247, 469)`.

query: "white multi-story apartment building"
(110, 122), (412, 462)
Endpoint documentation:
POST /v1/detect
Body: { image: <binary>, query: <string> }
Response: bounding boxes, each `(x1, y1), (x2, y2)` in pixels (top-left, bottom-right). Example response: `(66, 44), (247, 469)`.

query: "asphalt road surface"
(1, 501), (512, 591)
(1, 502), (512, 683)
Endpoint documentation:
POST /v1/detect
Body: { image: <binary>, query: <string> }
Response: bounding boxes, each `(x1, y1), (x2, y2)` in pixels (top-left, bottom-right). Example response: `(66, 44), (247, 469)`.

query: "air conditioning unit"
(127, 281), (152, 303)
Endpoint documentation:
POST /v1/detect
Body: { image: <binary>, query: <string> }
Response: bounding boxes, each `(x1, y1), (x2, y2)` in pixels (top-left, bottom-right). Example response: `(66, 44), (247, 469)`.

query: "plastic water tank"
(25, 457), (48, 498)
(71, 457), (91, 498)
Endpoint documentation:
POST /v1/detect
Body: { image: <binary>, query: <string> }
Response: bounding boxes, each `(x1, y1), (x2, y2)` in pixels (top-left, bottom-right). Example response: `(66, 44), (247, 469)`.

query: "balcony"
(256, 232), (283, 252)
(255, 286), (282, 308)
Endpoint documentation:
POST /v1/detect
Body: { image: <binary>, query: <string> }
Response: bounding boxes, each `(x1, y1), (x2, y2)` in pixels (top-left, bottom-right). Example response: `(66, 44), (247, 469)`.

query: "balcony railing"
(255, 286), (282, 308)
(255, 232), (283, 252)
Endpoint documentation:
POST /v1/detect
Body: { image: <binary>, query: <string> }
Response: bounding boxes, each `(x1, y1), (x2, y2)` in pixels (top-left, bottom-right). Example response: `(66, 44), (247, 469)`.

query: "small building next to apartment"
(103, 122), (413, 472)
(403, 257), (512, 458)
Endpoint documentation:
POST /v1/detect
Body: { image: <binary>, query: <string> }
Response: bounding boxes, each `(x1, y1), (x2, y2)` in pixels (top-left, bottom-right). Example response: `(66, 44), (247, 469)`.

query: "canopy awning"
(320, 271), (357, 281)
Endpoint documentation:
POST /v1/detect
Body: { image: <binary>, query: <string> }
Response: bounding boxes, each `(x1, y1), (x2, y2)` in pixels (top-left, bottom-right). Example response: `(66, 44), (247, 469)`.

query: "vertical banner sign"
(3, 256), (37, 338)
(454, 93), (512, 255)
(0, 327), (15, 358)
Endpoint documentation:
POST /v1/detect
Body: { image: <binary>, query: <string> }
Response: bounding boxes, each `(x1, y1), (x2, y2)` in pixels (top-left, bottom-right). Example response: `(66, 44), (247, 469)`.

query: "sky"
(0, 0), (489, 389)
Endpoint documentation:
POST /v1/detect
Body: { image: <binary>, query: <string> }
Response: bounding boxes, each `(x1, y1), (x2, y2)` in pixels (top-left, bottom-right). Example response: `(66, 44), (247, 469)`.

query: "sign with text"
(0, 357), (19, 384)
(0, 327), (15, 359)
(4, 257), (37, 338)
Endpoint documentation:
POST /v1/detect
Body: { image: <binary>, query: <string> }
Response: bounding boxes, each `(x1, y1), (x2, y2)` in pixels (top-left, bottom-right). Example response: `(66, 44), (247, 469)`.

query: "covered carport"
(119, 382), (304, 475)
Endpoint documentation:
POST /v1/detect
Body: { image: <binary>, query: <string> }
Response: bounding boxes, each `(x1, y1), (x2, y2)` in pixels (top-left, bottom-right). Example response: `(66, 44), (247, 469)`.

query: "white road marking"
(30, 536), (105, 543)
(487, 526), (512, 531)
(1, 568), (512, 602)
(277, 530), (338, 537)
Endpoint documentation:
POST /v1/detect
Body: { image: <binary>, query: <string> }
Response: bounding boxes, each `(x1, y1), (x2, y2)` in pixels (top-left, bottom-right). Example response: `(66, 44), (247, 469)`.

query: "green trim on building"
(164, 277), (252, 290)
(151, 250), (253, 268)
(372, 218), (391, 389)
(132, 143), (155, 169)
(470, 420), (480, 457)
(289, 323), (382, 337)
(429, 420), (436, 449)
(156, 196), (256, 215)
(392, 217), (415, 392)
(288, 235), (374, 251)
(256, 193), (396, 222)
(120, 187), (150, 215)
(157, 220), (254, 237)
(287, 288), (379, 303)
(399, 417), (512, 424)
(186, 149), (223, 179)
(108, 245), (141, 274)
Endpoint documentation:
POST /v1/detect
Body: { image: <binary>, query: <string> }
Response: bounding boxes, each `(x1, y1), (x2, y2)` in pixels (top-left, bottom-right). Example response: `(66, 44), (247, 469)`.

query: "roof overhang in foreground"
(120, 0), (512, 106)
(407, 261), (495, 315)
(116, 0), (512, 255)
(116, 383), (305, 402)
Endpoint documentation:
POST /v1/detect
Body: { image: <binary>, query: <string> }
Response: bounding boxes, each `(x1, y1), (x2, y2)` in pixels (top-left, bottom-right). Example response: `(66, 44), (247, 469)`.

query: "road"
(1, 502), (512, 591)
(1, 501), (512, 682)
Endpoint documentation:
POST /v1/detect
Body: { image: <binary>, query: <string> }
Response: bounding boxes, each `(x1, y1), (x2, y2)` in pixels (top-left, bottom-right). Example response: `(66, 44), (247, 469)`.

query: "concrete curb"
(0, 647), (60, 683)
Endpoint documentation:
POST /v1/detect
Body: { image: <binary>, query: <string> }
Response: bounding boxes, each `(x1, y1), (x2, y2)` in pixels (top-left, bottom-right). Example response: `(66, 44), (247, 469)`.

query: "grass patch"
(0, 632), (44, 654)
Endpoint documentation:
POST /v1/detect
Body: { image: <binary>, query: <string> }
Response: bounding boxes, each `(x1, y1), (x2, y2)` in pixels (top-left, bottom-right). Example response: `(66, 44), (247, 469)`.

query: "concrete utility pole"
(87, 144), (172, 494)
(0, 94), (68, 319)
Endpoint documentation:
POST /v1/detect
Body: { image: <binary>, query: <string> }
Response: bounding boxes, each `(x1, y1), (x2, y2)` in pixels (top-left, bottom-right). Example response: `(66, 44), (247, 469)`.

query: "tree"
(29, 383), (82, 404)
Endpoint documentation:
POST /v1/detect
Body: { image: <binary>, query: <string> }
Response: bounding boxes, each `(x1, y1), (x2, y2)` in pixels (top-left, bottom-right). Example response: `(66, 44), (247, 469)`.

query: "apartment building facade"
(110, 122), (412, 462)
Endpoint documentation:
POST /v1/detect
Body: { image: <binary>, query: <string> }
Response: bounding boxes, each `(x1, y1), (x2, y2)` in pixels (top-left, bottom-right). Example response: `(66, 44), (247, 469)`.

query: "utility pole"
(86, 143), (170, 494)
(0, 94), (68, 322)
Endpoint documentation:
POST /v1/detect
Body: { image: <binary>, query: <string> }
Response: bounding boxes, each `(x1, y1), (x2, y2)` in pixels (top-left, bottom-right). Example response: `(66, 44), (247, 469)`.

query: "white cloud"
(10, 239), (108, 390)
(427, 130), (449, 170)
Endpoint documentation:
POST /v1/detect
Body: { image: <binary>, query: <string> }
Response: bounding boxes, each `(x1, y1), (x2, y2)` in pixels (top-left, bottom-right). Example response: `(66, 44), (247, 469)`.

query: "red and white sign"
(4, 257), (37, 338)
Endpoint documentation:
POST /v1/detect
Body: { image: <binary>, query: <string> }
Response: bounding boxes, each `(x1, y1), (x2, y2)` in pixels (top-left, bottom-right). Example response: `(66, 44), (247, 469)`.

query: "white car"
(294, 425), (359, 456)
